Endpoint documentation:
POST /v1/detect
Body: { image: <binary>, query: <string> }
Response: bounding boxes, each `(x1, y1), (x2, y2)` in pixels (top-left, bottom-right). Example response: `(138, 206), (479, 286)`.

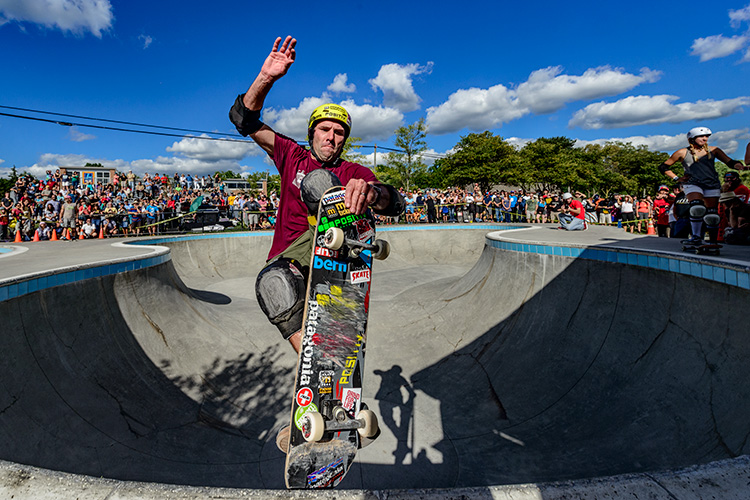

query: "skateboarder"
(658, 126), (745, 245)
(229, 36), (404, 450)
(229, 35), (403, 353)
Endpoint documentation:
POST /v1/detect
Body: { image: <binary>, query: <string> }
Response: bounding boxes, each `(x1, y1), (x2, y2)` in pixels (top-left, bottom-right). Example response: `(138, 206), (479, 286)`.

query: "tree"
(377, 118), (428, 191)
(0, 165), (19, 194)
(440, 131), (516, 191)
(341, 136), (364, 163)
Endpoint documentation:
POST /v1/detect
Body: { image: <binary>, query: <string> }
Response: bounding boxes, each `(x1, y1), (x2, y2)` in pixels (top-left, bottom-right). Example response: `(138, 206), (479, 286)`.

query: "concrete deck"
(1, 223), (748, 498)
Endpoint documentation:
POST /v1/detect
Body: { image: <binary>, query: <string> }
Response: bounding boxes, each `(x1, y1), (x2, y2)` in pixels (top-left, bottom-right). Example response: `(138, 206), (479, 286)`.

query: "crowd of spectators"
(0, 169), (282, 241)
(1, 169), (748, 244)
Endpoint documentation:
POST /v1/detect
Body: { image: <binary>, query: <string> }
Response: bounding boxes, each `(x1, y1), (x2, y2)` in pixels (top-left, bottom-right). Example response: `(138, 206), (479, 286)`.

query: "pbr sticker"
(307, 457), (345, 488)
(318, 370), (334, 395)
(294, 403), (318, 431)
(341, 388), (361, 415)
(296, 387), (314, 407)
(350, 269), (371, 284)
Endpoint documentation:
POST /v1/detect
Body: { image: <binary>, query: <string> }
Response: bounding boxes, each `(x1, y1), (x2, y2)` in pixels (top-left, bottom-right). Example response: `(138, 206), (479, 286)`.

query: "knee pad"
(300, 169), (341, 214)
(689, 200), (706, 219)
(255, 258), (308, 340)
(704, 207), (720, 227)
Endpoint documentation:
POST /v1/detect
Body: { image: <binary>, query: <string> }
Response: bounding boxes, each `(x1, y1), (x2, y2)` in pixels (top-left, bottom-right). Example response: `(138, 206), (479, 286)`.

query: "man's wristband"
(229, 94), (264, 136)
(369, 184), (382, 207)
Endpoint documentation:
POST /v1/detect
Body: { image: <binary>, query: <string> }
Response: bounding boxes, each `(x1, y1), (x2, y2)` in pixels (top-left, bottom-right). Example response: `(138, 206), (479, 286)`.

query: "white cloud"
(368, 62), (433, 112)
(263, 95), (403, 142)
(729, 5), (750, 28)
(516, 66), (661, 114)
(426, 66), (659, 135)
(569, 95), (750, 129)
(69, 127), (95, 142)
(138, 33), (153, 49)
(327, 73), (356, 94)
(691, 34), (749, 62)
(574, 128), (750, 155)
(0, 0), (114, 37)
(166, 134), (261, 162)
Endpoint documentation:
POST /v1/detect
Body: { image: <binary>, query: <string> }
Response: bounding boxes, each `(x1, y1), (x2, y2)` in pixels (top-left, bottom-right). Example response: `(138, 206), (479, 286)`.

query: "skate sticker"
(341, 388), (361, 416)
(353, 218), (375, 242)
(318, 370), (334, 395)
(307, 457), (345, 488)
(350, 269), (371, 284)
(314, 246), (340, 258)
(322, 191), (346, 205)
(296, 387), (314, 407)
(294, 403), (318, 431)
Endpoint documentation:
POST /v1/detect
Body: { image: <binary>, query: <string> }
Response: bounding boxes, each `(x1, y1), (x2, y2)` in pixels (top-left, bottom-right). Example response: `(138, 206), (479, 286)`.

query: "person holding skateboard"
(658, 126), (745, 246)
(230, 35), (403, 352)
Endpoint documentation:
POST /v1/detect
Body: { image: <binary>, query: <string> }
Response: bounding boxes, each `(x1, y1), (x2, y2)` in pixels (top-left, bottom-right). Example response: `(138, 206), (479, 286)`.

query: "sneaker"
(682, 235), (703, 246)
(276, 425), (290, 453)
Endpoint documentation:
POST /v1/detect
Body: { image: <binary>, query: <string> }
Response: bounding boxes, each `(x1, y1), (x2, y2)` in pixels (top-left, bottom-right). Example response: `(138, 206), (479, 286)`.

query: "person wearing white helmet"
(229, 35), (404, 353)
(558, 192), (586, 230)
(658, 126), (745, 245)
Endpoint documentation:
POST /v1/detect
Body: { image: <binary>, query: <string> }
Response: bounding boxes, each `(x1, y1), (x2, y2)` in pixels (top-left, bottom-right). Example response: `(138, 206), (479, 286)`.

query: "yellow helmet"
(307, 103), (352, 140)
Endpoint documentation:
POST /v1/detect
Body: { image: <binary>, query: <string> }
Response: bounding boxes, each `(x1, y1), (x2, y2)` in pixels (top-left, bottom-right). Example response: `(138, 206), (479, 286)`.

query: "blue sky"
(2, 0), (750, 179)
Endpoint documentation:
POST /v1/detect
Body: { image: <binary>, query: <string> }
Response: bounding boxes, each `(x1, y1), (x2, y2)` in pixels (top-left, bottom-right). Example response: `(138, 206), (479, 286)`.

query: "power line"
(0, 104), (448, 158)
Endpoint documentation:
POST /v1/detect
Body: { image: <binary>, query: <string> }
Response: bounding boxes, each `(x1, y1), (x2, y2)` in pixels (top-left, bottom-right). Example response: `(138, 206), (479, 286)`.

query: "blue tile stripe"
(486, 237), (750, 290)
(3, 223), (748, 303)
(0, 251), (171, 302)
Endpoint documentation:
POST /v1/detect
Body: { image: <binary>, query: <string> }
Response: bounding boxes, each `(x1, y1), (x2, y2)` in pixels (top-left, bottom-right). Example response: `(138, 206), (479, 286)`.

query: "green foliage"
(438, 132), (674, 196)
(214, 170), (240, 181)
(245, 171), (281, 196)
(378, 118), (428, 191)
(341, 136), (364, 162)
(0, 166), (19, 194)
(438, 131), (515, 192)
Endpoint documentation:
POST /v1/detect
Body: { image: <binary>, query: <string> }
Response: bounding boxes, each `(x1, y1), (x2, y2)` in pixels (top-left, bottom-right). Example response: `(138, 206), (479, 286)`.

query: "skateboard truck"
(324, 227), (390, 260)
(301, 399), (378, 443)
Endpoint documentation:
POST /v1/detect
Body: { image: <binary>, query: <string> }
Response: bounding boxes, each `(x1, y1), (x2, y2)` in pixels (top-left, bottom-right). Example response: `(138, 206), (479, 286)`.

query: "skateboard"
(681, 240), (721, 255)
(283, 185), (388, 489)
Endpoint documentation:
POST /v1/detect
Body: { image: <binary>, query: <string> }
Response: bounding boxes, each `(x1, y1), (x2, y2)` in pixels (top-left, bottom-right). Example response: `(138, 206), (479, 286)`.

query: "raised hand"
(260, 36), (297, 81)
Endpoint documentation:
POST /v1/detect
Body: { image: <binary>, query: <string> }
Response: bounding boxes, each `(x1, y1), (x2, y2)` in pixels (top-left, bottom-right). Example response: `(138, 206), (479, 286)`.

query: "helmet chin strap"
(309, 142), (342, 168)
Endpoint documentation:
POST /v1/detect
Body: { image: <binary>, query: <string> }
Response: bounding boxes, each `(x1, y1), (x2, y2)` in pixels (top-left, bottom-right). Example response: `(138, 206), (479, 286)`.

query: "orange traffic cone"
(647, 219), (656, 235)
(14, 228), (22, 243)
(65, 228), (71, 240)
(51, 228), (59, 241)
(79, 229), (85, 240)
(99, 225), (105, 239)
(32, 229), (40, 242)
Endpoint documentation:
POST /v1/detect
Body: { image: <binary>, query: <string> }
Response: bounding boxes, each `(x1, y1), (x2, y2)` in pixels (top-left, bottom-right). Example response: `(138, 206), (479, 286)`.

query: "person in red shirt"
(652, 185), (672, 237)
(718, 171), (749, 241)
(229, 35), (403, 351)
(558, 192), (586, 230)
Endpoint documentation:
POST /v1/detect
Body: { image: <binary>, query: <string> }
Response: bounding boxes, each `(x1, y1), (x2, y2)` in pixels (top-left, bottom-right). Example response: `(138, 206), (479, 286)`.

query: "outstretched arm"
(713, 147), (746, 171)
(230, 36), (297, 155)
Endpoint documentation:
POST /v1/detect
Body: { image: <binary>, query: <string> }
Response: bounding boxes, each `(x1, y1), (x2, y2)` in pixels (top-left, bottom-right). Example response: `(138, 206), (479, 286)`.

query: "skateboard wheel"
(372, 239), (390, 260)
(356, 409), (378, 439)
(302, 411), (325, 442)
(324, 227), (345, 250)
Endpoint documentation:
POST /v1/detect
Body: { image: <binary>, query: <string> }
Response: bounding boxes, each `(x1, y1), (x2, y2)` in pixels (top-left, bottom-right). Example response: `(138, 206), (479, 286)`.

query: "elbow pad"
(229, 94), (264, 136)
(658, 162), (671, 175)
(373, 184), (405, 217)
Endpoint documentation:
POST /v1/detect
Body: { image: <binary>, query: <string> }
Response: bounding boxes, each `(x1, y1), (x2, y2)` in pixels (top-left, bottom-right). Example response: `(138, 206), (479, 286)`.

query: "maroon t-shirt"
(268, 134), (377, 261)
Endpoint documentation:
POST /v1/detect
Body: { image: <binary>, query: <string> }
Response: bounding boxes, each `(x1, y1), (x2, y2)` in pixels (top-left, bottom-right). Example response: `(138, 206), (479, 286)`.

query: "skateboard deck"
(682, 241), (721, 255)
(283, 186), (386, 489)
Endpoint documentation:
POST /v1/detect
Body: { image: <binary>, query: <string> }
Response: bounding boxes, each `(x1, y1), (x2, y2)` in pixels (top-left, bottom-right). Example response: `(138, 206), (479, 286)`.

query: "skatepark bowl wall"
(1, 224), (749, 499)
